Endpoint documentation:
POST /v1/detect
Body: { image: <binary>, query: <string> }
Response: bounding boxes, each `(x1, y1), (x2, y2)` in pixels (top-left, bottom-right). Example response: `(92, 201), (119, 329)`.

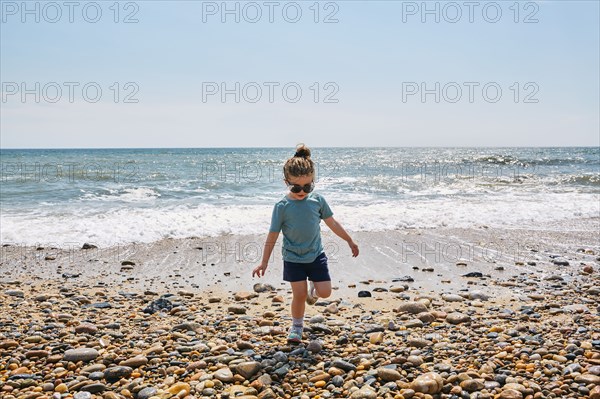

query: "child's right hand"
(252, 263), (268, 278)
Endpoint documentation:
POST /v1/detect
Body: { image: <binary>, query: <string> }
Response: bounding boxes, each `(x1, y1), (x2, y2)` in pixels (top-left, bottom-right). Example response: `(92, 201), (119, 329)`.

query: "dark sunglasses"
(286, 180), (314, 194)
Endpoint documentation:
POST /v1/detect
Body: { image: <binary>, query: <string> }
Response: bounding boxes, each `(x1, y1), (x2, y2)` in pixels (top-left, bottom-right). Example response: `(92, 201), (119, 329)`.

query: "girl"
(252, 144), (359, 343)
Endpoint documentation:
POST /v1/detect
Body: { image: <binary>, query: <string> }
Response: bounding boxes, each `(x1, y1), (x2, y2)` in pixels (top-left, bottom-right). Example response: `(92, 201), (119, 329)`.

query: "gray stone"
(442, 294), (465, 302)
(407, 338), (431, 348)
(137, 387), (158, 399)
(446, 312), (471, 324)
(227, 305), (247, 314)
(306, 340), (323, 353)
(235, 361), (261, 380)
(80, 383), (106, 394)
(396, 302), (428, 314)
(63, 348), (99, 362)
(103, 366), (133, 382)
(332, 359), (356, 372)
(214, 367), (234, 382)
(405, 319), (424, 328)
(75, 323), (98, 335)
(468, 290), (490, 301)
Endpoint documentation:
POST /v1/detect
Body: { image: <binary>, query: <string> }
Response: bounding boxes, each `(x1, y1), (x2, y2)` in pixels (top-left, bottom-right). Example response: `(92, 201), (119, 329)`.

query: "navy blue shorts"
(283, 252), (331, 283)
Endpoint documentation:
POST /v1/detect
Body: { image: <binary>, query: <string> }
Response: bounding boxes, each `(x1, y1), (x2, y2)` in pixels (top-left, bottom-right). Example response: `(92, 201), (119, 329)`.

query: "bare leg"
(290, 281), (308, 319)
(313, 280), (332, 298)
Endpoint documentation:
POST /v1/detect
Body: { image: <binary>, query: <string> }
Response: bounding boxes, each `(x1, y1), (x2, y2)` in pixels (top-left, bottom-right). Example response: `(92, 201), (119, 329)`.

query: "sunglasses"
(286, 180), (314, 194)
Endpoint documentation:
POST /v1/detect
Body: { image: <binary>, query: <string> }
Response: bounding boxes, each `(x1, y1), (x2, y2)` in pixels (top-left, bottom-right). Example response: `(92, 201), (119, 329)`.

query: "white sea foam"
(1, 192), (597, 246)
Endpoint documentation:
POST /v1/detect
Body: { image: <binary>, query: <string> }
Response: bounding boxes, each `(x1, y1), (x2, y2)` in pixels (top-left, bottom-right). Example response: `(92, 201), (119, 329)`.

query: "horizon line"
(1, 145), (598, 151)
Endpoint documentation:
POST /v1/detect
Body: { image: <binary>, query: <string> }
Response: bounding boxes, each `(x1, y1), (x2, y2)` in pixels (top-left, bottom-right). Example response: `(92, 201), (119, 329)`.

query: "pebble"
(2, 252), (599, 399)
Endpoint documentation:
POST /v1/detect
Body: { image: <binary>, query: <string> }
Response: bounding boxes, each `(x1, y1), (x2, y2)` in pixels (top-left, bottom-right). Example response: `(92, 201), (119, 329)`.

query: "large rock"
(460, 379), (485, 392)
(377, 367), (401, 382)
(214, 367), (234, 382)
(75, 323), (98, 335)
(235, 361), (261, 380)
(496, 389), (523, 399)
(234, 291), (258, 301)
(575, 374), (600, 385)
(349, 386), (376, 399)
(331, 359), (356, 372)
(396, 302), (428, 314)
(103, 366), (133, 382)
(446, 312), (471, 324)
(119, 355), (148, 368)
(411, 372), (443, 394)
(63, 348), (99, 362)
(137, 387), (158, 399)
(442, 294), (465, 302)
(253, 283), (275, 293)
(228, 305), (247, 314)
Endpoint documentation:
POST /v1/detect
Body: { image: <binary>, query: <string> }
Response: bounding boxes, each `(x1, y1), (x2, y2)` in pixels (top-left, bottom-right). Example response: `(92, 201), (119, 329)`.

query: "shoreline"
(1, 223), (599, 399)
(1, 221), (598, 298)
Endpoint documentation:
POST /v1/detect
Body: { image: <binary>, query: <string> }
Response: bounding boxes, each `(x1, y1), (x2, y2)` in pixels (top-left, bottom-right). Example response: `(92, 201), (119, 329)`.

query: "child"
(252, 144), (359, 343)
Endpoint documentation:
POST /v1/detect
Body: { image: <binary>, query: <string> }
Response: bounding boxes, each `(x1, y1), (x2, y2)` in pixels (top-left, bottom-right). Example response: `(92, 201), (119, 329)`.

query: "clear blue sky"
(1, 0), (599, 148)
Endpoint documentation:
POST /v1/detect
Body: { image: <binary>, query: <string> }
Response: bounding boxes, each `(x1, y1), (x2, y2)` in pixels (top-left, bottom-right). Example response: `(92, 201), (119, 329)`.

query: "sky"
(1, 0), (599, 148)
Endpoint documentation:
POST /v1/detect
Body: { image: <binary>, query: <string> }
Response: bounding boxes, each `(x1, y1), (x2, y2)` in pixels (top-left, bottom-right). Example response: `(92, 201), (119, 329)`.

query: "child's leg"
(290, 280), (308, 319)
(312, 280), (332, 298)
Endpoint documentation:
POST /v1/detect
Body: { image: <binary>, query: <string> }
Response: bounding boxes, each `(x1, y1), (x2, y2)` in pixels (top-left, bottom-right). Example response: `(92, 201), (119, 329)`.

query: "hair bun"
(294, 143), (311, 159)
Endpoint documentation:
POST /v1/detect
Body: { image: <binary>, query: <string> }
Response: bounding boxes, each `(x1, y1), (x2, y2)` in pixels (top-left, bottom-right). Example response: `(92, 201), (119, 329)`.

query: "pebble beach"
(1, 224), (599, 399)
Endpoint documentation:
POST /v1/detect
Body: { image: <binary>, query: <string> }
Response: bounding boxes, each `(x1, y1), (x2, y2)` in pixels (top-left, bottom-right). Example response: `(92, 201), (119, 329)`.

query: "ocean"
(1, 147), (598, 247)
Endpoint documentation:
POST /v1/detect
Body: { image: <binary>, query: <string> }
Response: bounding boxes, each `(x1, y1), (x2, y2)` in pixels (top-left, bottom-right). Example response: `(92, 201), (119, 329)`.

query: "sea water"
(1, 147), (598, 246)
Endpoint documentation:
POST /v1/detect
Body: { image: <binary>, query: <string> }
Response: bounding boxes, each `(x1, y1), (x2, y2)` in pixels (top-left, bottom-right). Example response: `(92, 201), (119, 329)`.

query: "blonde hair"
(283, 143), (314, 180)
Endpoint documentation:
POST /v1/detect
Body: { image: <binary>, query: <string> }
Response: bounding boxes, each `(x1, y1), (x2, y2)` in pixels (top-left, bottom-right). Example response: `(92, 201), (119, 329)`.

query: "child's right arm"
(252, 231), (280, 278)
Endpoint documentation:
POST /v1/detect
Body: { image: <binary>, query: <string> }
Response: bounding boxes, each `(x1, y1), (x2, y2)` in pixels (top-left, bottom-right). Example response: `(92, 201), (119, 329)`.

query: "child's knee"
(317, 287), (332, 298)
(293, 291), (308, 301)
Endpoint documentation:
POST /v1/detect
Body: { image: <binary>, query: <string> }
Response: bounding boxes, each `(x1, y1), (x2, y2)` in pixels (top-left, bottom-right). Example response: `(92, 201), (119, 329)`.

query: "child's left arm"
(323, 216), (359, 257)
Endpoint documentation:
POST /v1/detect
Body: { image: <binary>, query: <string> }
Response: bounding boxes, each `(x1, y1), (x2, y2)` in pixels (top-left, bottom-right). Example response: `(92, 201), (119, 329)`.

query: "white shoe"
(306, 281), (318, 305)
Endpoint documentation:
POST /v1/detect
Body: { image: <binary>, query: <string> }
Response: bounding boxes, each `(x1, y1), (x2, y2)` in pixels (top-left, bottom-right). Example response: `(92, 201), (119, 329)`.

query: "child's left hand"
(349, 241), (359, 257)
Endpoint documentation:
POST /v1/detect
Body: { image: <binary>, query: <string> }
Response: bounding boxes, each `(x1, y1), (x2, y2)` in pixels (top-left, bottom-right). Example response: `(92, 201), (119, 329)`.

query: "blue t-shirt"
(269, 192), (333, 263)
